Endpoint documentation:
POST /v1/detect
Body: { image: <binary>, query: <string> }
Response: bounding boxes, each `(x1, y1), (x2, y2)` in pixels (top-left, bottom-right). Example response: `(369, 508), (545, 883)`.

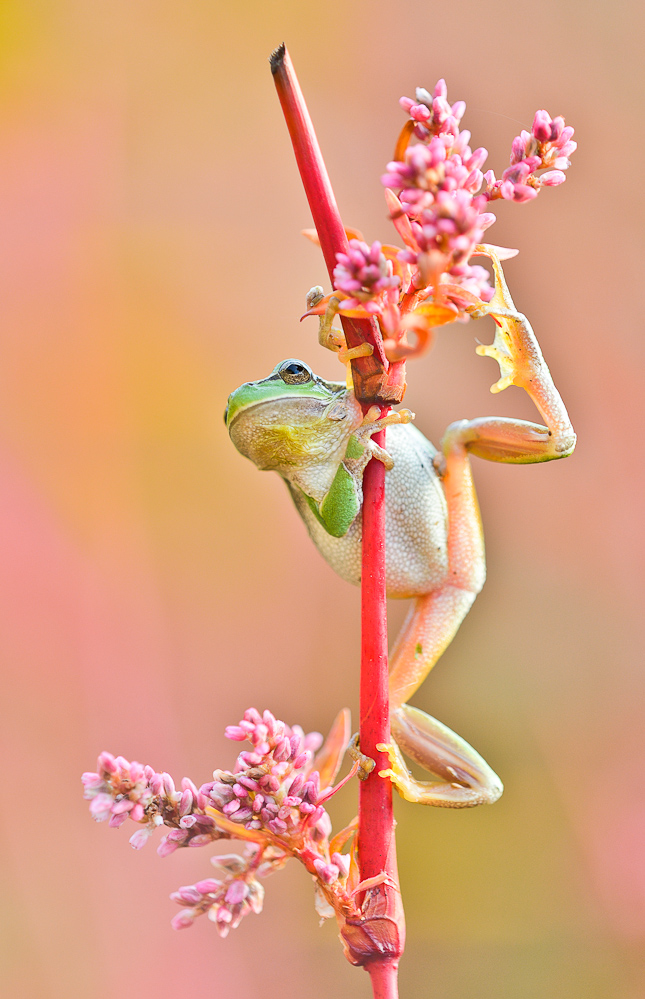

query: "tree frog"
(225, 253), (576, 808)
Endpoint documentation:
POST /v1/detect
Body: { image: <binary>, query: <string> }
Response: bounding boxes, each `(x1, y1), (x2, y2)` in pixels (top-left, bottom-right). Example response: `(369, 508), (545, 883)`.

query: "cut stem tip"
(269, 43), (286, 74)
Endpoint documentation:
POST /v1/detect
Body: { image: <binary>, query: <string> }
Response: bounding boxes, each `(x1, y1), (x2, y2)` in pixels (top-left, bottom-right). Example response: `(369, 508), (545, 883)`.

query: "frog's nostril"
(223, 403), (229, 425)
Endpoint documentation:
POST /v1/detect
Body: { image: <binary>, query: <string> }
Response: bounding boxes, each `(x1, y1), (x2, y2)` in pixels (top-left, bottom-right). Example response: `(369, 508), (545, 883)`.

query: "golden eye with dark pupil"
(278, 360), (312, 385)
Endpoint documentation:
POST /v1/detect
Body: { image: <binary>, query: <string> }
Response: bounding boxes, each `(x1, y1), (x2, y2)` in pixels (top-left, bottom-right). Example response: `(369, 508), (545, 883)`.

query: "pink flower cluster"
(333, 240), (400, 313)
(485, 109), (577, 203)
(380, 80), (498, 307)
(210, 707), (328, 838)
(82, 752), (218, 853)
(170, 848), (267, 936)
(398, 79), (466, 142)
(83, 708), (355, 935)
(318, 80), (575, 359)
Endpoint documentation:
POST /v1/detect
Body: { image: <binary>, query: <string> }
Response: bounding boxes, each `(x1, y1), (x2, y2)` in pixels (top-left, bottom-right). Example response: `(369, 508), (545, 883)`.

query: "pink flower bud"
(157, 837), (179, 857)
(451, 100), (466, 121)
(149, 773), (163, 795)
(548, 116), (563, 140)
(236, 775), (259, 793)
(129, 761), (144, 782)
(98, 752), (117, 774)
(225, 880), (249, 905)
(188, 833), (214, 847)
(81, 772), (102, 791)
(293, 751), (312, 770)
(273, 738), (290, 762)
(229, 807), (253, 824)
(111, 798), (133, 815)
(171, 910), (195, 931)
(477, 212), (496, 230)
(162, 773), (175, 797)
(332, 852), (350, 878)
(129, 828), (151, 850)
(313, 858), (339, 884)
(287, 774), (305, 797)
(89, 793), (113, 822)
(511, 183), (538, 203)
(539, 170), (566, 186)
(225, 726), (247, 741)
(510, 136), (526, 164)
(411, 103), (431, 122)
(532, 110), (552, 142)
(466, 147), (488, 172)
(558, 141), (577, 158)
(179, 789), (194, 815)
(195, 879), (221, 894)
(181, 777), (199, 796)
(177, 885), (202, 904)
(433, 78), (447, 99)
(309, 805), (325, 825)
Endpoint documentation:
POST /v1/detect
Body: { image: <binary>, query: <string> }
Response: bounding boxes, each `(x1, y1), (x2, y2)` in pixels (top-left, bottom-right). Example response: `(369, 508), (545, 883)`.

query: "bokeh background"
(1, 2), (643, 997)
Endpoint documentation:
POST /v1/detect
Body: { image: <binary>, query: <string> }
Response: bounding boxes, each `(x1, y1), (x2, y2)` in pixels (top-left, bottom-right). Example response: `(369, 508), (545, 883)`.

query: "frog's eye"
(278, 360), (312, 385)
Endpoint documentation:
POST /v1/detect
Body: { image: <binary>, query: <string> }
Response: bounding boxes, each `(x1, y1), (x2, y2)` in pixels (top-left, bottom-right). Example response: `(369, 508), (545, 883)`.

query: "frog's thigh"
(381, 705), (503, 807)
(388, 434), (486, 709)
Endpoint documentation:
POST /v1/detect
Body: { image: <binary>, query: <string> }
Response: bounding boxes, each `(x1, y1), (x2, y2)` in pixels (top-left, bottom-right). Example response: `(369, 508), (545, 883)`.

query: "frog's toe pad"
(376, 742), (413, 798)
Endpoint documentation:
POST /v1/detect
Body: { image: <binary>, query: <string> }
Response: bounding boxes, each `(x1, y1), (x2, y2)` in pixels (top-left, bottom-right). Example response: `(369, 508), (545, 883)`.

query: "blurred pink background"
(1, 2), (644, 997)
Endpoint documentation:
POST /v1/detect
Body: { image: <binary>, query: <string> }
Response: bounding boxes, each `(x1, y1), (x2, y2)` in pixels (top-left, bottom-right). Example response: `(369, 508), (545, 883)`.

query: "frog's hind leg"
(382, 433), (503, 807)
(381, 707), (503, 806)
(381, 250), (576, 807)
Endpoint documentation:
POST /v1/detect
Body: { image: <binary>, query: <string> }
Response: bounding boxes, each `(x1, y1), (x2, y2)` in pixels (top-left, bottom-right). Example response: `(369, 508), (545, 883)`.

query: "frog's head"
(225, 359), (359, 471)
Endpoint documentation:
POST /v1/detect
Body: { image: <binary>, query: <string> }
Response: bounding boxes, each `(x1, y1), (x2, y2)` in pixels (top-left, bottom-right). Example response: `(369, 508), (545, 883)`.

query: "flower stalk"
(270, 43), (405, 406)
(271, 44), (404, 995)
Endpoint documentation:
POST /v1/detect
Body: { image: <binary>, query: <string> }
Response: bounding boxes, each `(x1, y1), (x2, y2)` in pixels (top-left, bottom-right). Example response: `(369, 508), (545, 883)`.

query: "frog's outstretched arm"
(380, 250), (575, 806)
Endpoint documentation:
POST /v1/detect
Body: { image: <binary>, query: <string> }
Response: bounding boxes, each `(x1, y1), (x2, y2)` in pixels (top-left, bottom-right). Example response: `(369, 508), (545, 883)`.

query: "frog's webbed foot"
(448, 245), (576, 463)
(378, 704), (503, 807)
(468, 248), (545, 396)
(307, 287), (374, 364)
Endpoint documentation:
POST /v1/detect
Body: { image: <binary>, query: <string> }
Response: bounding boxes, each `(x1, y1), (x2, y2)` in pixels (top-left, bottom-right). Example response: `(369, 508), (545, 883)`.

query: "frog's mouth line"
(224, 389), (346, 429)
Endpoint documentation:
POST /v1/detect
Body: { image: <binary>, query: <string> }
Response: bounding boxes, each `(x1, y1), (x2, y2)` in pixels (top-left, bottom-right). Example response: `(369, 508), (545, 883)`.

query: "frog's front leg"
(304, 407), (413, 538)
(307, 286), (374, 365)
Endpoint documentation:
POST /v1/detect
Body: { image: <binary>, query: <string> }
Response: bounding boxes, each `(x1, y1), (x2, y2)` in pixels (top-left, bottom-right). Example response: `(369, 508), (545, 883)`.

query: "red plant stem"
(367, 958), (401, 999)
(270, 45), (402, 994)
(360, 429), (402, 998)
(359, 429), (393, 886)
(269, 44), (391, 404)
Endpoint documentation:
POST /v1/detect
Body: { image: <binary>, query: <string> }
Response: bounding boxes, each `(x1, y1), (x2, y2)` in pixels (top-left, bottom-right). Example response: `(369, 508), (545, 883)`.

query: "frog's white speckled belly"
(287, 423), (449, 598)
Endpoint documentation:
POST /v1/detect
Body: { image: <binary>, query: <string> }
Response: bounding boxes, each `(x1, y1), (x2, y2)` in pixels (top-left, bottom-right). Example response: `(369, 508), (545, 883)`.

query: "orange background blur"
(1, 3), (644, 997)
